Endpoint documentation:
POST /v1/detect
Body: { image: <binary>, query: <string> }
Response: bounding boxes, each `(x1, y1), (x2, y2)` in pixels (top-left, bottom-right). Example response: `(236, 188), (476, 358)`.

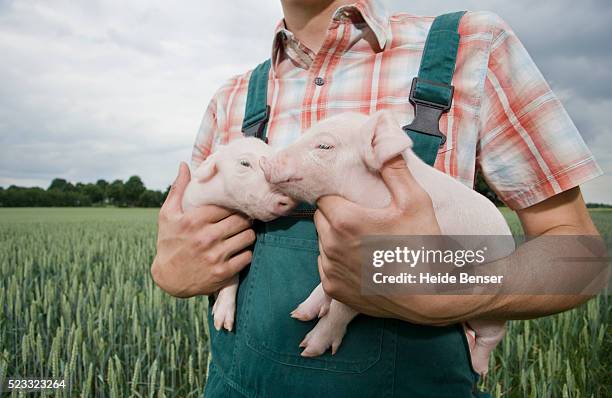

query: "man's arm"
(495, 186), (602, 314)
(314, 157), (607, 325)
(403, 186), (606, 325)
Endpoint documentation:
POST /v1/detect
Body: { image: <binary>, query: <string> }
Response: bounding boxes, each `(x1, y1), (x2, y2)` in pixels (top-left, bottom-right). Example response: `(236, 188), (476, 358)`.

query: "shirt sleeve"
(476, 14), (602, 210)
(191, 98), (219, 170)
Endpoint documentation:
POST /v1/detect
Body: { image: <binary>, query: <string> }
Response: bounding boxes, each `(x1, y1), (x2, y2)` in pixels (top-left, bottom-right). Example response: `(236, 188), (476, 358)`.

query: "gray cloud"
(1, 0), (610, 203)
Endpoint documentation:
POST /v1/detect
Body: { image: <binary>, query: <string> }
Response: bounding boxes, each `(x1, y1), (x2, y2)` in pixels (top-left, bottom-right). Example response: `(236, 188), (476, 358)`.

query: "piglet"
(183, 137), (297, 331)
(260, 110), (514, 376)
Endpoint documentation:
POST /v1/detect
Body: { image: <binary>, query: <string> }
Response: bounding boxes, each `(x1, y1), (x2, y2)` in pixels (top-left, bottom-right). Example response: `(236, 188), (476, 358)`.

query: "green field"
(0, 208), (610, 397)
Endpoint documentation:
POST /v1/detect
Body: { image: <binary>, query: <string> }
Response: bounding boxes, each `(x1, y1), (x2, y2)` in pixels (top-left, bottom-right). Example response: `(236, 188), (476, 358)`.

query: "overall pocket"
(243, 234), (383, 373)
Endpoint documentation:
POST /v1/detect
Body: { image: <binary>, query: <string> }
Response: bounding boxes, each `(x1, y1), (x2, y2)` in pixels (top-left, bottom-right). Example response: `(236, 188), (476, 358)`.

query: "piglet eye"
(318, 143), (333, 150)
(239, 159), (251, 168)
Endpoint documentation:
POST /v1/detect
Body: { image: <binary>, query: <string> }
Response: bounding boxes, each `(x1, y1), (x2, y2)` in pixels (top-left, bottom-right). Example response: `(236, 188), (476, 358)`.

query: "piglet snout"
(272, 194), (294, 215)
(260, 155), (300, 184)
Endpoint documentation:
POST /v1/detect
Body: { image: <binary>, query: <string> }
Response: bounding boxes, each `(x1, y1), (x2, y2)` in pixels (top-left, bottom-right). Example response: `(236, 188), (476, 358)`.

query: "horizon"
(2, 175), (611, 207)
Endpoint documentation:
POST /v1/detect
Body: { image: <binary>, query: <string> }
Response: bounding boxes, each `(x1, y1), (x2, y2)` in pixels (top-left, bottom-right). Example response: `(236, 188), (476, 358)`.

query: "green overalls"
(205, 12), (488, 398)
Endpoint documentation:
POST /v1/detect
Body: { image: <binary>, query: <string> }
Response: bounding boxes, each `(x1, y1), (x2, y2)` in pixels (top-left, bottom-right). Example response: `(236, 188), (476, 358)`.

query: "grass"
(0, 207), (610, 397)
(0, 208), (209, 397)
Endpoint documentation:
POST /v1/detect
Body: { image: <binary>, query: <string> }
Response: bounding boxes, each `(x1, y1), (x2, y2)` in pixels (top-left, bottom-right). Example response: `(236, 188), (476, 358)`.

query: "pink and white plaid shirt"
(192, 0), (601, 209)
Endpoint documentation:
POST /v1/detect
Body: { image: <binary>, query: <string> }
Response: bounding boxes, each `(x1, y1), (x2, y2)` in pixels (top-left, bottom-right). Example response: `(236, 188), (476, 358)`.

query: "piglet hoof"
(299, 315), (346, 357)
(299, 332), (327, 357)
(212, 298), (235, 332)
(470, 354), (490, 379)
(473, 364), (488, 379)
(290, 284), (331, 321)
(291, 301), (330, 321)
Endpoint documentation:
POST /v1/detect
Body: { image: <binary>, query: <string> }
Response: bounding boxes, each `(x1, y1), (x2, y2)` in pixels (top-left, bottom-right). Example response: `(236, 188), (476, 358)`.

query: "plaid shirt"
(192, 0), (601, 209)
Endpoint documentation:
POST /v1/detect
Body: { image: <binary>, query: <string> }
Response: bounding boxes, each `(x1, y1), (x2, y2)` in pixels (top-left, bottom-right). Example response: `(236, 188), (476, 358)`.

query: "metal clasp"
(403, 77), (453, 146)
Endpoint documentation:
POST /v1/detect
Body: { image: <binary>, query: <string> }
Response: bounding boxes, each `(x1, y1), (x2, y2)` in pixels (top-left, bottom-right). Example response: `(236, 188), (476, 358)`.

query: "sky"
(1, 0), (610, 203)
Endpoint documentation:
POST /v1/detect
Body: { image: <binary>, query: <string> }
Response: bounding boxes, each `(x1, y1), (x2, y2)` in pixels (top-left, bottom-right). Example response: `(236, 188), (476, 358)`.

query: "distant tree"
(74, 183), (86, 201)
(108, 179), (125, 206)
(4, 186), (28, 206)
(138, 190), (163, 207)
(84, 183), (104, 204)
(162, 185), (171, 204)
(586, 203), (612, 209)
(96, 179), (109, 189)
(474, 171), (504, 206)
(75, 192), (92, 206)
(60, 191), (91, 206)
(1, 186), (50, 207)
(46, 189), (68, 206)
(124, 176), (146, 206)
(48, 178), (70, 192)
(96, 179), (109, 202)
(29, 187), (52, 206)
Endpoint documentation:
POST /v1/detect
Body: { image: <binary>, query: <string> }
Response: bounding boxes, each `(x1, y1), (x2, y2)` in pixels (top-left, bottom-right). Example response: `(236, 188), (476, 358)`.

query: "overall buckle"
(403, 77), (453, 146)
(242, 105), (270, 144)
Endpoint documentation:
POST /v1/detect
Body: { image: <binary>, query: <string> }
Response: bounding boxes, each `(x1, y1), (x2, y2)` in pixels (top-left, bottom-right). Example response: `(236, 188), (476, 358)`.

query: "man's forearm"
(395, 227), (608, 325)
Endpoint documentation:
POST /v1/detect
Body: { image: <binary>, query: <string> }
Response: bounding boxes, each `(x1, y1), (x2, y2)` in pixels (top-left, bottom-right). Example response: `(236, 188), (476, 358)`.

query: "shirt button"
(314, 77), (325, 86)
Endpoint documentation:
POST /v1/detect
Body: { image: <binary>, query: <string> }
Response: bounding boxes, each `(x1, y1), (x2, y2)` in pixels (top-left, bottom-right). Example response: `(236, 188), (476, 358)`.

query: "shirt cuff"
(502, 157), (603, 210)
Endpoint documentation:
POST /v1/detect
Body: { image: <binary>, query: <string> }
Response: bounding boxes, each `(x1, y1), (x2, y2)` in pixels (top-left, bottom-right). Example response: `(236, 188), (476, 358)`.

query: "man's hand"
(314, 155), (441, 318)
(150, 162), (255, 298)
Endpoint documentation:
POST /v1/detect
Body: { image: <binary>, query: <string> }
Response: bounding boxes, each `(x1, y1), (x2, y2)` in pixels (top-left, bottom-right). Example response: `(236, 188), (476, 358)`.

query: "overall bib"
(205, 12), (488, 398)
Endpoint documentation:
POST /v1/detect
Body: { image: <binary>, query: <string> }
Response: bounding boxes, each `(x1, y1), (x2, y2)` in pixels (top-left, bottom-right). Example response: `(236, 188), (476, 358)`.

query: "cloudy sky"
(1, 0), (610, 203)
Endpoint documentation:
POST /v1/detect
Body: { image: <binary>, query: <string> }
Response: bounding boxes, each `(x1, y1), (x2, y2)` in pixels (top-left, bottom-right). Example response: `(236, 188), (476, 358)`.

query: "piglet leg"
(466, 319), (507, 377)
(211, 275), (239, 332)
(290, 283), (332, 321)
(299, 299), (358, 357)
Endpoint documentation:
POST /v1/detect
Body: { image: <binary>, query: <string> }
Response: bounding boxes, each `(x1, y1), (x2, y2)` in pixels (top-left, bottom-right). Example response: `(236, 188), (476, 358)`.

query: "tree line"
(2, 173), (503, 208)
(0, 174), (608, 208)
(0, 177), (170, 207)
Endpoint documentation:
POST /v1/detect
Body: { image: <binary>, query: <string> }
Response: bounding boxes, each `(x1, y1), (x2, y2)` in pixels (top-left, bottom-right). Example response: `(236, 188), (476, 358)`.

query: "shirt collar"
(348, 0), (390, 50)
(271, 0), (390, 70)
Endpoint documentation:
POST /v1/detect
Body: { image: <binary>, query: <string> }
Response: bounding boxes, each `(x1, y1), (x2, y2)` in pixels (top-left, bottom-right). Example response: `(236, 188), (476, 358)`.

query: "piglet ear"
(362, 110), (413, 170)
(192, 155), (217, 182)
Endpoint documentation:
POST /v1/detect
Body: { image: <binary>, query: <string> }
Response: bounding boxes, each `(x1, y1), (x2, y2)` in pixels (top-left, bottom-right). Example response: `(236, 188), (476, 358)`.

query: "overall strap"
(241, 59), (315, 217)
(242, 59), (272, 142)
(403, 11), (466, 166)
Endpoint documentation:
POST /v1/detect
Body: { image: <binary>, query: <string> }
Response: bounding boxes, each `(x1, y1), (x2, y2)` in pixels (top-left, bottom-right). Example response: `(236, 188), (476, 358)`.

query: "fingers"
(162, 162), (191, 214)
(211, 213), (253, 239)
(313, 210), (333, 240)
(225, 249), (253, 276)
(221, 228), (256, 259)
(188, 204), (236, 224)
(314, 210), (341, 262)
(213, 249), (252, 288)
(315, 196), (363, 234)
(317, 252), (330, 287)
(378, 155), (423, 209)
(317, 253), (337, 301)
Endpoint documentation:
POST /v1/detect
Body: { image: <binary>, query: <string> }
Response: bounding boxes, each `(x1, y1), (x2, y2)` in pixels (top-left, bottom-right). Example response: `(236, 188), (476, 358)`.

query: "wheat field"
(0, 208), (610, 397)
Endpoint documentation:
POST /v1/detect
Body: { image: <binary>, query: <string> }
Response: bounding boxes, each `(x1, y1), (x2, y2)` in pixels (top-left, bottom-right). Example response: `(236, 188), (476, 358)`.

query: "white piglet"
(182, 137), (297, 331)
(260, 110), (515, 376)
